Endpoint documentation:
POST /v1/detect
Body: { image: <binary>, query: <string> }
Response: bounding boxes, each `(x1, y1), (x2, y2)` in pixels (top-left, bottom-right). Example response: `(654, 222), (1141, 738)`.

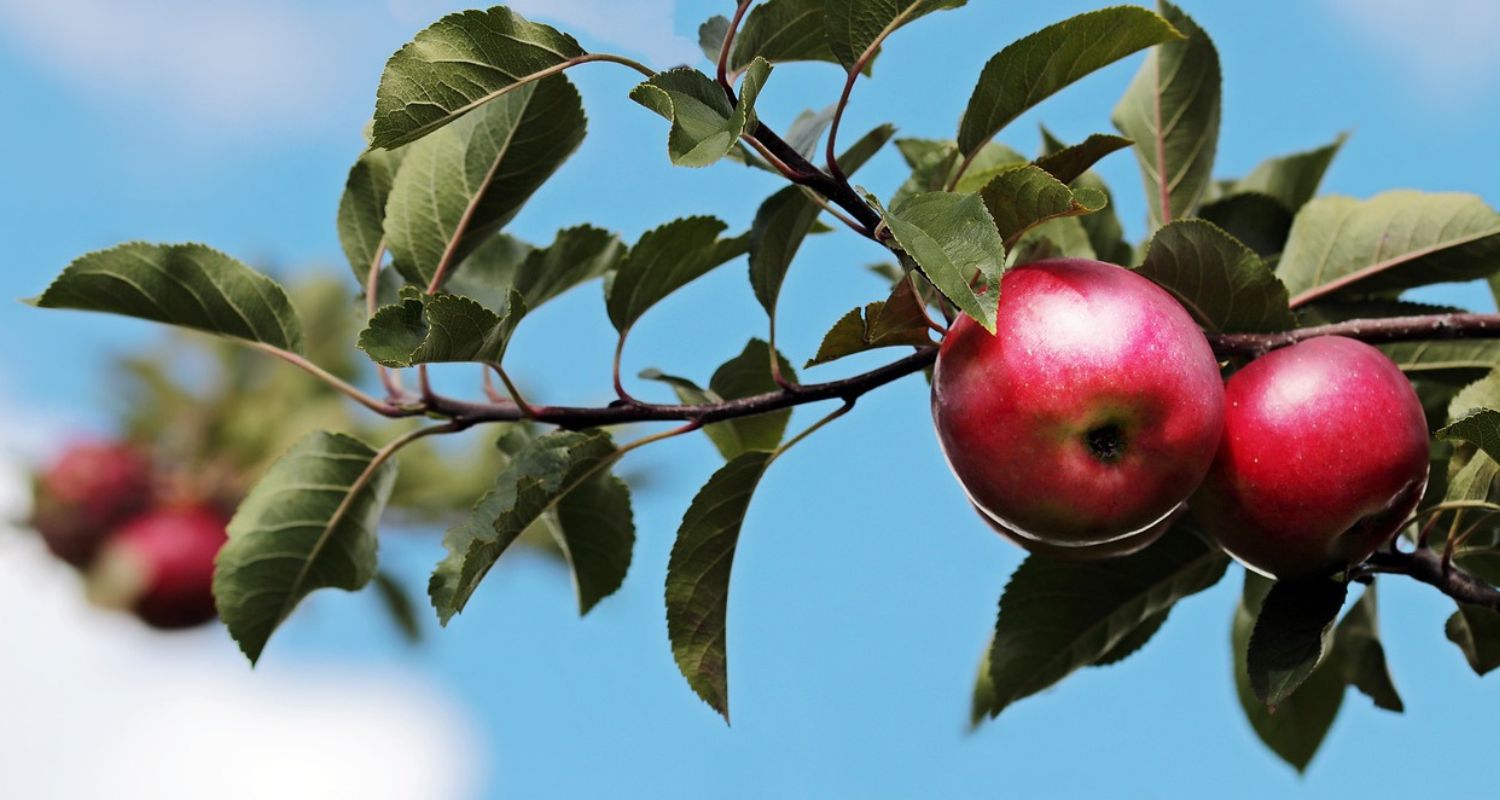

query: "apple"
(87, 505), (228, 629)
(1191, 336), (1429, 579)
(31, 440), (154, 566)
(932, 258), (1225, 547)
(970, 500), (1172, 560)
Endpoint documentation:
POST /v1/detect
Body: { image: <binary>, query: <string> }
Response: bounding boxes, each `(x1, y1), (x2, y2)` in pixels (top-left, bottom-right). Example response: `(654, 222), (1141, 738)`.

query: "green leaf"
(1333, 585), (1403, 712)
(807, 275), (933, 367)
(370, 6), (587, 149)
(726, 0), (853, 73)
(1032, 133), (1134, 185)
(698, 15), (730, 62)
(359, 289), (525, 368)
(1198, 193), (1294, 258)
(337, 147), (407, 284)
(1112, 1), (1222, 229)
(1039, 131), (1134, 264)
(956, 7), (1181, 160)
(373, 571), (423, 644)
(429, 430), (617, 624)
(446, 225), (624, 312)
(1233, 134), (1347, 212)
(1277, 191), (1500, 306)
(385, 75), (586, 287)
(890, 139), (1024, 207)
(875, 191), (1005, 333)
(32, 242), (304, 353)
(1135, 219), (1294, 333)
(1381, 341), (1500, 383)
(980, 522), (1228, 717)
(1246, 577), (1349, 707)
(666, 451), (774, 720)
(784, 106), (838, 159)
(1011, 216), (1097, 264)
(1091, 608), (1170, 667)
(552, 472), (635, 615)
(1439, 409), (1500, 463)
(979, 164), (1108, 247)
(1446, 603), (1500, 675)
(1232, 572), (1344, 773)
(214, 431), (399, 663)
(749, 124), (896, 315)
(823, 0), (966, 71)
(631, 60), (772, 168)
(642, 340), (798, 460)
(607, 216), (742, 332)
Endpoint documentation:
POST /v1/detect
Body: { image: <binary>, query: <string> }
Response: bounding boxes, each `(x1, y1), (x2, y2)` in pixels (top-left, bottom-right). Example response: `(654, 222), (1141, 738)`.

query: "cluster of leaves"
(22, 0), (1500, 773)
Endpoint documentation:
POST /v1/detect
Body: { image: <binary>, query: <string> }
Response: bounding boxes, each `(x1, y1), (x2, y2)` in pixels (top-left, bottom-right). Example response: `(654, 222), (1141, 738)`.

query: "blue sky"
(4, 0), (1500, 797)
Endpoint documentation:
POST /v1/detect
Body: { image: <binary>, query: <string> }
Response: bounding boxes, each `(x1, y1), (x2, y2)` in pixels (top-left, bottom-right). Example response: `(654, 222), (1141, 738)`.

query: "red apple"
(970, 500), (1172, 560)
(31, 440), (154, 566)
(933, 258), (1225, 547)
(1191, 336), (1429, 579)
(87, 505), (228, 629)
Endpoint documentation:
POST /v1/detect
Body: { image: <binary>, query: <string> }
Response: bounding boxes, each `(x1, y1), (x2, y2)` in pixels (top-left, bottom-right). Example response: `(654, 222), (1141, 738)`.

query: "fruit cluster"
(933, 258), (1430, 579)
(29, 440), (229, 629)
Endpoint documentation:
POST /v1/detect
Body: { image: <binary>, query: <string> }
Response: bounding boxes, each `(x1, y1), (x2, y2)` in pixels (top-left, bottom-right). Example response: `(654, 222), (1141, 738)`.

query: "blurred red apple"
(31, 440), (154, 566)
(87, 504), (228, 629)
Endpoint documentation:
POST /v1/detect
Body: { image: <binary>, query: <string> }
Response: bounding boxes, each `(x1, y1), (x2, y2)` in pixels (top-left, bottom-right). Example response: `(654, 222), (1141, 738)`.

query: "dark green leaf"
(891, 139), (1024, 207)
(807, 275), (933, 367)
(1135, 219), (1294, 332)
(1233, 134), (1347, 212)
(1113, 2), (1222, 229)
(1032, 133), (1133, 185)
(447, 225), (624, 313)
(1198, 193), (1295, 258)
(667, 451), (775, 720)
(876, 192), (1005, 332)
(1011, 216), (1097, 263)
(337, 147), (407, 284)
(1277, 191), (1500, 305)
(385, 76), (586, 287)
(1246, 577), (1349, 707)
(429, 430), (617, 624)
(642, 340), (798, 459)
(1039, 131), (1134, 264)
(824, 0), (966, 70)
(698, 15), (730, 62)
(728, 0), (853, 73)
(607, 216), (741, 332)
(1439, 409), (1500, 463)
(1333, 585), (1402, 712)
(1381, 341), (1500, 383)
(32, 242), (303, 353)
(371, 6), (587, 149)
(957, 7), (1180, 160)
(552, 472), (635, 615)
(1091, 608), (1170, 667)
(981, 522), (1228, 717)
(1446, 603), (1500, 675)
(359, 289), (525, 368)
(215, 431), (399, 663)
(373, 571), (423, 644)
(979, 164), (1108, 247)
(631, 60), (771, 168)
(749, 124), (896, 314)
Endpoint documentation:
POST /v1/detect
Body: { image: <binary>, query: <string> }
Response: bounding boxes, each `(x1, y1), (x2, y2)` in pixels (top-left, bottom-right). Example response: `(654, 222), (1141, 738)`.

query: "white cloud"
(0, 456), (486, 800)
(0, 0), (358, 137)
(387, 0), (702, 67)
(1328, 0), (1500, 101)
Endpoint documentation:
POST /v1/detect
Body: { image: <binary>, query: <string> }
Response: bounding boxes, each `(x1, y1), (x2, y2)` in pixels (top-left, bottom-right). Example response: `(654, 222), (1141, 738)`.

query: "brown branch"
(1206, 313), (1500, 358)
(717, 1), (754, 95)
(1361, 548), (1500, 612)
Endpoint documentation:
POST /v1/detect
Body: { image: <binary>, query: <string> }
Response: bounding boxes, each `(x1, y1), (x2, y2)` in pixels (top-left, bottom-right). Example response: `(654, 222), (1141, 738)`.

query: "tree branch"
(1206, 313), (1500, 357)
(1361, 548), (1500, 611)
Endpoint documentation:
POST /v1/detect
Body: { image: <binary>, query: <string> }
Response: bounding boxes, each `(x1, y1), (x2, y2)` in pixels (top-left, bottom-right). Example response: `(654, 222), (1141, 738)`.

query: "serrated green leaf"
(979, 164), (1108, 248)
(1113, 1), (1221, 230)
(1038, 131), (1133, 264)
(371, 6), (587, 149)
(430, 430), (617, 624)
(631, 60), (771, 168)
(214, 431), (399, 663)
(807, 275), (933, 367)
(1232, 572), (1344, 773)
(1439, 409), (1500, 463)
(1246, 577), (1349, 707)
(876, 191), (1005, 332)
(337, 147), (407, 284)
(1334, 585), (1403, 712)
(957, 7), (1180, 161)
(666, 451), (774, 720)
(698, 15), (730, 62)
(1091, 608), (1170, 667)
(32, 242), (304, 353)
(1011, 216), (1097, 264)
(446, 225), (624, 313)
(359, 289), (525, 368)
(890, 139), (1025, 208)
(1198, 193), (1295, 258)
(607, 217), (742, 332)
(726, 0), (854, 73)
(980, 522), (1228, 718)
(1277, 191), (1500, 306)
(385, 75), (585, 287)
(749, 124), (895, 314)
(1233, 134), (1347, 212)
(823, 0), (966, 70)
(1446, 603), (1500, 675)
(552, 472), (635, 615)
(1135, 219), (1294, 333)
(642, 340), (798, 460)
(1032, 133), (1133, 185)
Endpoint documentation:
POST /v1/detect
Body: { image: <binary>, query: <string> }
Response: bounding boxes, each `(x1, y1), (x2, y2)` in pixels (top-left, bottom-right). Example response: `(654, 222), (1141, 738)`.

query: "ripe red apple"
(1191, 336), (1429, 579)
(31, 440), (154, 566)
(970, 500), (1172, 560)
(87, 505), (228, 629)
(932, 258), (1225, 547)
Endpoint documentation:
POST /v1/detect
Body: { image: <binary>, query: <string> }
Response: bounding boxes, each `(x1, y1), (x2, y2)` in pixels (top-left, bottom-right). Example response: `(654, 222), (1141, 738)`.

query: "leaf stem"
(250, 343), (404, 417)
(717, 1), (755, 94)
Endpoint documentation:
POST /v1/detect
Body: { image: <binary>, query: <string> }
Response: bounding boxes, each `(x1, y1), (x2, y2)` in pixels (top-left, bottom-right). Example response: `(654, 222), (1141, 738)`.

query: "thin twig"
(717, 1), (755, 95)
